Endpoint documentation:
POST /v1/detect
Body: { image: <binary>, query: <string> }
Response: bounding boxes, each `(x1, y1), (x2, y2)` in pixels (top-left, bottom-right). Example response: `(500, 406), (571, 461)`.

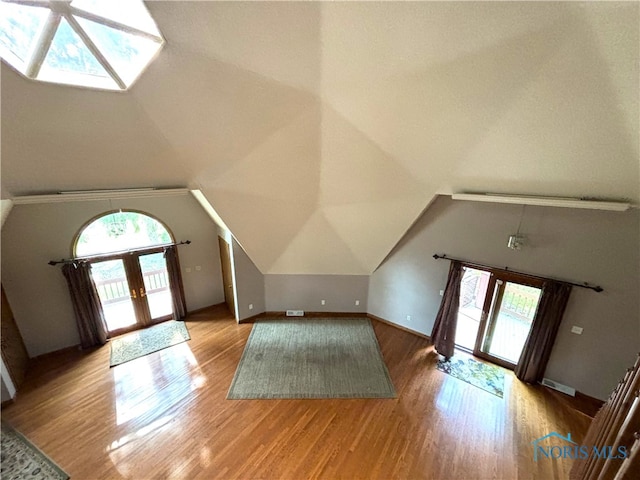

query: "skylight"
(0, 0), (164, 91)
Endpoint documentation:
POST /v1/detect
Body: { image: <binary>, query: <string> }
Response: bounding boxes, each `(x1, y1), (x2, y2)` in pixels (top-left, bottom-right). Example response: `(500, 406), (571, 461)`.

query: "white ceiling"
(2, 1), (638, 274)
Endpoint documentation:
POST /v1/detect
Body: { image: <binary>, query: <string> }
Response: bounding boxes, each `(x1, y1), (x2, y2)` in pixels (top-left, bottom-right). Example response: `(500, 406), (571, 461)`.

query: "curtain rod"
(432, 253), (603, 292)
(48, 240), (191, 266)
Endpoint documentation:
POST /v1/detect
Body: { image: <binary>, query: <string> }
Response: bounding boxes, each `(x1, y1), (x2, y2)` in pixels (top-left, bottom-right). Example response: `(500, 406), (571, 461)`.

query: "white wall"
(369, 195), (640, 400)
(231, 238), (265, 321)
(265, 275), (368, 313)
(1, 194), (224, 356)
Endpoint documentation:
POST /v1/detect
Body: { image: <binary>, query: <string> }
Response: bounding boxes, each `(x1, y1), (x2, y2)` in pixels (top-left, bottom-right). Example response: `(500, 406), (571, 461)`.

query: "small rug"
(110, 320), (190, 367)
(227, 318), (396, 399)
(1, 422), (69, 480)
(436, 355), (505, 398)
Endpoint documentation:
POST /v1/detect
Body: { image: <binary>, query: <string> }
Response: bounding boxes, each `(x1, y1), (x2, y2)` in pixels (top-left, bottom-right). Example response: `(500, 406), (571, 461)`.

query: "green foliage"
(76, 211), (172, 256)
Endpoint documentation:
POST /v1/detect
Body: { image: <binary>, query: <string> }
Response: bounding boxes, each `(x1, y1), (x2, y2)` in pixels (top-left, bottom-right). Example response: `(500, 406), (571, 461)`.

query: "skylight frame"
(0, 0), (165, 91)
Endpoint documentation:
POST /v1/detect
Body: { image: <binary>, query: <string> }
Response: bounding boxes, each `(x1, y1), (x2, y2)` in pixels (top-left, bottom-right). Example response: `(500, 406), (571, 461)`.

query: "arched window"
(74, 210), (173, 257)
(71, 210), (181, 335)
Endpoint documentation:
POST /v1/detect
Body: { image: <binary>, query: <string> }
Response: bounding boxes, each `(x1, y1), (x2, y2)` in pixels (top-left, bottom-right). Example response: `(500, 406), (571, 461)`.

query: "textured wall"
(232, 238), (265, 321)
(4, 2), (637, 276)
(369, 196), (640, 400)
(265, 274), (368, 313)
(1, 194), (224, 356)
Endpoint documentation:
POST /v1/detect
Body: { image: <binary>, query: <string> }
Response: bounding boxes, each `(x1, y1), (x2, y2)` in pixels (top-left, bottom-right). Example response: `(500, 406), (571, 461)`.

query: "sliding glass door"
(455, 267), (544, 368)
(454, 267), (489, 350)
(481, 280), (542, 364)
(91, 249), (173, 335)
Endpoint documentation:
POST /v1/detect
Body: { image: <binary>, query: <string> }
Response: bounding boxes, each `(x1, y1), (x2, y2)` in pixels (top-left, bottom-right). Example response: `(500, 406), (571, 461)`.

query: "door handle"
(131, 289), (137, 299)
(140, 288), (146, 297)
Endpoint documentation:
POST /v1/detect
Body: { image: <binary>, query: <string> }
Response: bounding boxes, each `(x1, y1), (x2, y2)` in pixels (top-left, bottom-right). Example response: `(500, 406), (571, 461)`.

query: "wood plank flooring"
(2, 305), (593, 479)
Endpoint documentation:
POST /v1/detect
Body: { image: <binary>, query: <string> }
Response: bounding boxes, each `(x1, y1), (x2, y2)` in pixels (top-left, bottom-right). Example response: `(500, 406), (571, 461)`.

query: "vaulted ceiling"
(2, 1), (638, 274)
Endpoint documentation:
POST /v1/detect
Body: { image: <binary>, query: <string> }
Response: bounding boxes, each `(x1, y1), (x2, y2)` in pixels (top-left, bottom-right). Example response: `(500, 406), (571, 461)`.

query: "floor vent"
(541, 378), (576, 396)
(286, 310), (304, 317)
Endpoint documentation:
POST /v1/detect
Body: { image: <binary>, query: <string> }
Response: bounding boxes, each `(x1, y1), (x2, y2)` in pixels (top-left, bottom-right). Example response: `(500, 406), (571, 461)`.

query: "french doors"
(455, 266), (543, 368)
(90, 248), (173, 335)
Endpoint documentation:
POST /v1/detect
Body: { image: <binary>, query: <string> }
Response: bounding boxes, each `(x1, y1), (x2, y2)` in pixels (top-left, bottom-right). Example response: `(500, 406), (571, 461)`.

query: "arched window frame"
(72, 209), (175, 259)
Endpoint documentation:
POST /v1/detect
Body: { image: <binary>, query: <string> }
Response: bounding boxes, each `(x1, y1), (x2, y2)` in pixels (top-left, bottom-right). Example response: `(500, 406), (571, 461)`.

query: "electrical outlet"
(195, 265), (201, 271)
(439, 290), (444, 296)
(570, 326), (583, 335)
(321, 299), (326, 305)
(355, 300), (360, 306)
(249, 304), (253, 310)
(406, 315), (411, 322)
(185, 267), (192, 273)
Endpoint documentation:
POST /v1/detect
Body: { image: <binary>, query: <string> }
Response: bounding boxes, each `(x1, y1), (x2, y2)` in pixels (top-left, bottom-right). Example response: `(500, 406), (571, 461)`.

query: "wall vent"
(286, 310), (304, 317)
(541, 378), (576, 396)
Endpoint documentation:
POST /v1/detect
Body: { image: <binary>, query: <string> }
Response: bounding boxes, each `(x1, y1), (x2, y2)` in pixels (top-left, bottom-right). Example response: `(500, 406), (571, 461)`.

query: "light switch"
(185, 267), (192, 273)
(195, 265), (201, 271)
(570, 326), (583, 335)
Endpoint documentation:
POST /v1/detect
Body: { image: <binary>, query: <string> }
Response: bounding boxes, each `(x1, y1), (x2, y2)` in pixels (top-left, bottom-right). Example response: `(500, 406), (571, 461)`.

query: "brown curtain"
(515, 281), (572, 383)
(431, 260), (463, 360)
(61, 261), (108, 348)
(164, 246), (187, 321)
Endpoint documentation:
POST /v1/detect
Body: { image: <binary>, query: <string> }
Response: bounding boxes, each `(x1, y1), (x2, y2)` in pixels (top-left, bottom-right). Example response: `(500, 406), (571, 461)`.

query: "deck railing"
(94, 269), (169, 305)
(459, 274), (541, 322)
(142, 269), (169, 294)
(501, 286), (540, 320)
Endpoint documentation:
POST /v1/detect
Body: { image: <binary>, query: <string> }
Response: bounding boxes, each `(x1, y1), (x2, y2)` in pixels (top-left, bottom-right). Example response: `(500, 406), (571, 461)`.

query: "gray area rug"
(1, 423), (69, 480)
(228, 317), (396, 399)
(110, 320), (190, 367)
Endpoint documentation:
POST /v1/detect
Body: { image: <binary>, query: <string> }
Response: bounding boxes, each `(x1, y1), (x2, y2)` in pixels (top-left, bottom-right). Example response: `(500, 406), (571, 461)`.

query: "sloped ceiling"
(1, 1), (638, 274)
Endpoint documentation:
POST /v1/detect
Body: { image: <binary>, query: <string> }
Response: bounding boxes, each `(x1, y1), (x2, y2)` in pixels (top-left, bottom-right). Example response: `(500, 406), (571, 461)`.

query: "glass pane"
(139, 253), (172, 320)
(485, 282), (542, 364)
(71, 0), (161, 36)
(455, 267), (490, 350)
(77, 17), (161, 86)
(38, 16), (118, 89)
(91, 259), (136, 332)
(75, 212), (172, 257)
(0, 2), (50, 70)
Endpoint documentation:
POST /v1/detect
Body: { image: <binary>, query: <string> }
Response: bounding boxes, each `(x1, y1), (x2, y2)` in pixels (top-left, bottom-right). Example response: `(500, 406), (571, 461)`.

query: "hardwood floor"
(2, 305), (593, 479)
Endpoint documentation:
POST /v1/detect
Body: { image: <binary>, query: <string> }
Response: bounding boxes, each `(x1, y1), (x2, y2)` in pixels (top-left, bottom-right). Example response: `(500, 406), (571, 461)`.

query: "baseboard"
(238, 312), (265, 324)
(187, 303), (227, 315)
(260, 311), (431, 341)
(367, 313), (431, 340)
(1, 398), (15, 409)
(31, 344), (81, 361)
(541, 385), (604, 418)
(264, 311), (368, 318)
(574, 391), (605, 418)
